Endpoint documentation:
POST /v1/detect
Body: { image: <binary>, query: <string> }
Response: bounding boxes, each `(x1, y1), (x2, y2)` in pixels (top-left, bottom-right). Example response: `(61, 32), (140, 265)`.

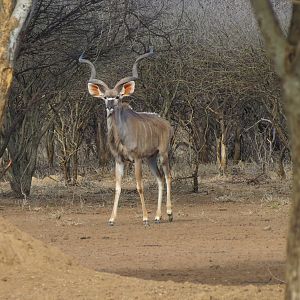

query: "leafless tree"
(2, 0), (184, 196)
(0, 0), (292, 200)
(52, 91), (92, 185)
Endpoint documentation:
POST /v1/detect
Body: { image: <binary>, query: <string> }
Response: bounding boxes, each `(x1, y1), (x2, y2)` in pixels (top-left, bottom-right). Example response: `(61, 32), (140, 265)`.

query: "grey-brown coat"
(79, 49), (173, 225)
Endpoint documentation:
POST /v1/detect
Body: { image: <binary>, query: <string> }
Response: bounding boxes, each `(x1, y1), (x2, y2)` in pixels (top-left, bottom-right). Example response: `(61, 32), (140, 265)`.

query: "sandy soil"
(0, 170), (290, 299)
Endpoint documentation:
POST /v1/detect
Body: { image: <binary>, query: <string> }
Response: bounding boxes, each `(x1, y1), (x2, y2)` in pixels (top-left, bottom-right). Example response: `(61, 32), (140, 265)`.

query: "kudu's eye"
(104, 96), (107, 100)
(115, 96), (120, 100)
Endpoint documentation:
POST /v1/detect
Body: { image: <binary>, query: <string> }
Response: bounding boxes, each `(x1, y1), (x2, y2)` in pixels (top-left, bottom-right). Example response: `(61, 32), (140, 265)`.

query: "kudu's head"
(79, 48), (154, 116)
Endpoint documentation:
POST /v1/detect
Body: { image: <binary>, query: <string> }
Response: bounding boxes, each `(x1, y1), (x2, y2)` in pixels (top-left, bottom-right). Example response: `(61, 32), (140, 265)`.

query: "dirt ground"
(0, 166), (291, 299)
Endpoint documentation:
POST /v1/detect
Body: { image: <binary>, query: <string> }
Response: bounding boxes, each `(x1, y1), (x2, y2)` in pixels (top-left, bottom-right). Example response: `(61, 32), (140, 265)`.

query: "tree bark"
(192, 163), (199, 193)
(216, 119), (228, 176)
(72, 151), (78, 185)
(284, 77), (300, 300)
(62, 158), (71, 186)
(0, 1), (36, 197)
(233, 127), (242, 164)
(0, 0), (32, 126)
(9, 150), (36, 197)
(277, 147), (287, 180)
(7, 111), (42, 197)
(46, 125), (55, 170)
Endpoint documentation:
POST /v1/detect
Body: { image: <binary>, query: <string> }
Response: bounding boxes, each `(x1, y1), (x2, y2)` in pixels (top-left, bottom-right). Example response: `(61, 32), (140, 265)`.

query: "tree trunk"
(46, 125), (55, 170)
(72, 151), (78, 185)
(0, 0), (33, 126)
(9, 151), (36, 197)
(220, 136), (228, 175)
(233, 127), (242, 164)
(247, 2), (299, 295)
(284, 77), (300, 299)
(277, 147), (286, 180)
(0, 66), (12, 128)
(8, 129), (39, 197)
(0, 1), (33, 196)
(200, 142), (209, 163)
(192, 162), (199, 193)
(62, 157), (71, 185)
(216, 121), (228, 176)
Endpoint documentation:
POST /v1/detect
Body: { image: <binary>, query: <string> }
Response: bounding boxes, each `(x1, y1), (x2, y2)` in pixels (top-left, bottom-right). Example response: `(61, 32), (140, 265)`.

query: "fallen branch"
(267, 267), (286, 284)
(173, 175), (194, 181)
(48, 176), (60, 182)
(246, 172), (265, 185)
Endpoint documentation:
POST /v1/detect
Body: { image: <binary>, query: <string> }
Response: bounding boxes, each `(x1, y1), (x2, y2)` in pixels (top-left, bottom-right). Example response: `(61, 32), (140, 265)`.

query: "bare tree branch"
(250, 0), (288, 77)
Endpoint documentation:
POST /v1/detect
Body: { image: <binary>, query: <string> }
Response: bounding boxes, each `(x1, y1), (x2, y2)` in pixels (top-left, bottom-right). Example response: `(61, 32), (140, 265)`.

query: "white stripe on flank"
(138, 112), (160, 117)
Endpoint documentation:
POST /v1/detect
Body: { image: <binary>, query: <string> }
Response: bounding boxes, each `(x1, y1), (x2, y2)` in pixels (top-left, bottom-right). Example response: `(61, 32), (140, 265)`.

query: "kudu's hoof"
(168, 213), (173, 222)
(108, 221), (114, 226)
(143, 220), (150, 226)
(154, 217), (162, 224)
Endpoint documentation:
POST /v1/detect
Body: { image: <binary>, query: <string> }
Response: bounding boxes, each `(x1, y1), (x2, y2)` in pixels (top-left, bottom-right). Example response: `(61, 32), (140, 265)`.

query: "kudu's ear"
(88, 83), (106, 98)
(120, 81), (135, 97)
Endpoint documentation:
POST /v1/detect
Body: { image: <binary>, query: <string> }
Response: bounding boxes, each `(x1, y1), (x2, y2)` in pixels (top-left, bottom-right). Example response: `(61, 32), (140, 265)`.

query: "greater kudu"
(79, 49), (173, 225)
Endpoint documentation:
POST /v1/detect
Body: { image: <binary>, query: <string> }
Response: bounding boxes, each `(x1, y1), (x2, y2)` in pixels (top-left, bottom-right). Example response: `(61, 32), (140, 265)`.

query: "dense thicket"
(1, 0), (291, 195)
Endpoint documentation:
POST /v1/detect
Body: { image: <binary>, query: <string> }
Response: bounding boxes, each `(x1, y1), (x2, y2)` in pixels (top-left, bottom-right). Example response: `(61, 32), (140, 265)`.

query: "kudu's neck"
(106, 102), (132, 160)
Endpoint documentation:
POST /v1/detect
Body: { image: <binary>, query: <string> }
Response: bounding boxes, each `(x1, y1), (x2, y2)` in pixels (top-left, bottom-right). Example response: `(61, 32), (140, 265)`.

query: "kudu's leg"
(135, 159), (149, 225)
(147, 155), (164, 223)
(161, 155), (173, 222)
(109, 161), (124, 226)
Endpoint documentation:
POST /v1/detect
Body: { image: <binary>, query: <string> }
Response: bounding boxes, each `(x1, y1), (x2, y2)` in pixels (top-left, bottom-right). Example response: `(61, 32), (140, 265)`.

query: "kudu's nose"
(106, 99), (117, 117)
